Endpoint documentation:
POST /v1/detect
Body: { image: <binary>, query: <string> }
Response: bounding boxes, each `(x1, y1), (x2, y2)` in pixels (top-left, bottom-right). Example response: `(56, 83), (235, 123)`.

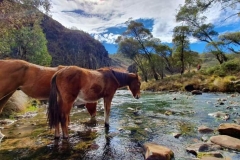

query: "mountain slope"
(41, 16), (111, 68)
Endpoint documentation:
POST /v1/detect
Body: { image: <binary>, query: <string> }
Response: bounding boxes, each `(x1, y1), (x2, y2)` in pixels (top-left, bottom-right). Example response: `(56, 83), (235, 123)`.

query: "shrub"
(204, 60), (240, 77)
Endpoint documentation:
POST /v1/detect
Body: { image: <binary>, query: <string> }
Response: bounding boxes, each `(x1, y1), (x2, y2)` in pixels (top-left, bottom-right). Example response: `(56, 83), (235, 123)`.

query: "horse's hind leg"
(54, 123), (60, 139)
(85, 102), (97, 119)
(60, 102), (72, 139)
(0, 92), (14, 113)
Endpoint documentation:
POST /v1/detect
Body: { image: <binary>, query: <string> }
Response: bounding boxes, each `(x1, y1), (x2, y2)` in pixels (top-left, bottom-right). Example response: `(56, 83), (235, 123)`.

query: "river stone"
(185, 84), (195, 92)
(210, 135), (240, 151)
(208, 111), (229, 120)
(202, 88), (210, 92)
(191, 90), (202, 95)
(186, 142), (222, 155)
(218, 123), (240, 138)
(144, 143), (174, 160)
(198, 125), (214, 134)
(172, 133), (182, 138)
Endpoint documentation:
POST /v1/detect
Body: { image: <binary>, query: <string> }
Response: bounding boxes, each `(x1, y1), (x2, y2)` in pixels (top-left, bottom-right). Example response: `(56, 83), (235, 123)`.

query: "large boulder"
(2, 91), (29, 116)
(210, 135), (240, 151)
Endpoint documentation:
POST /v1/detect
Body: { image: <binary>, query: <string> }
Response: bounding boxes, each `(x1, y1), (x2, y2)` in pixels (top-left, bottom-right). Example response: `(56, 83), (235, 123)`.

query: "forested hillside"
(0, 0), (111, 69)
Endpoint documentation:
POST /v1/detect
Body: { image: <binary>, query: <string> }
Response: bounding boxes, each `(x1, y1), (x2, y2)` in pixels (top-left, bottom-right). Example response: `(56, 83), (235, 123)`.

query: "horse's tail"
(47, 74), (60, 129)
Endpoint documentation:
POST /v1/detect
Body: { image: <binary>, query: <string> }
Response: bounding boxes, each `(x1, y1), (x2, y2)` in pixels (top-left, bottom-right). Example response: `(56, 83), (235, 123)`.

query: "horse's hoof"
(63, 136), (69, 139)
(54, 136), (60, 140)
(104, 123), (109, 128)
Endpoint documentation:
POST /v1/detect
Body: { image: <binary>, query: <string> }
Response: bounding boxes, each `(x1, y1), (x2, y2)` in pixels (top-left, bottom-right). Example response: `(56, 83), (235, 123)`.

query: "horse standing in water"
(0, 59), (97, 117)
(48, 66), (141, 139)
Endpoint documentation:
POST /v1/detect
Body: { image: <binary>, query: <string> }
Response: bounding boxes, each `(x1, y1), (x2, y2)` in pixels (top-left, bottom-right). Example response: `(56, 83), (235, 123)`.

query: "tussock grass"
(141, 73), (239, 93)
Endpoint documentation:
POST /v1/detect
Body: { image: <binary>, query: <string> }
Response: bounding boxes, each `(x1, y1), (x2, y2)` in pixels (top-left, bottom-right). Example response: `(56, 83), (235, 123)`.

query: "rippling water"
(1, 90), (240, 160)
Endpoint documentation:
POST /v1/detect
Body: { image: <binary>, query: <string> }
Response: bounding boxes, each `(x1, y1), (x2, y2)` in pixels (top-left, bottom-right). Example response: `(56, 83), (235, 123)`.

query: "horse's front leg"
(85, 102), (97, 119)
(103, 97), (113, 127)
(0, 92), (15, 113)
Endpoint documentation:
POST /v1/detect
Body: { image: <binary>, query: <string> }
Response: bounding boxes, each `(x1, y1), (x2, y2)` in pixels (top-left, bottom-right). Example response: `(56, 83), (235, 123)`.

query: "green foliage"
(219, 32), (240, 53)
(11, 25), (52, 65)
(205, 59), (240, 77)
(176, 0), (228, 64)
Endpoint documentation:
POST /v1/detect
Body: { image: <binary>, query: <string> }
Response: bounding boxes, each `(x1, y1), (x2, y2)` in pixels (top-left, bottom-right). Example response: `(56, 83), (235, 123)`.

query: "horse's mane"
(97, 67), (139, 87)
(97, 67), (127, 73)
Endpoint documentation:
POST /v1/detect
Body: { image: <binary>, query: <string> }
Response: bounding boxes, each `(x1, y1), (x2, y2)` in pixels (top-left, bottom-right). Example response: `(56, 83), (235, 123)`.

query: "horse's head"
(128, 73), (141, 99)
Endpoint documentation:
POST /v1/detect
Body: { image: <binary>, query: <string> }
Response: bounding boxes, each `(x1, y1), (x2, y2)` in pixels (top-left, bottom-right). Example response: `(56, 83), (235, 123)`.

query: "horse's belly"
(74, 92), (98, 105)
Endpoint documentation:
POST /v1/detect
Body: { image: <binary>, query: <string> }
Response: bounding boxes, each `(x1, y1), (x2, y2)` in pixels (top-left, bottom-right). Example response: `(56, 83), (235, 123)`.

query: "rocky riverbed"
(1, 90), (240, 160)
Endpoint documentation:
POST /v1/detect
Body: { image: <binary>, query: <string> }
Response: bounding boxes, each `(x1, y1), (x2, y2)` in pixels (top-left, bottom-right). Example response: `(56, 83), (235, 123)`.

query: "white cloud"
(93, 33), (120, 44)
(50, 0), (240, 44)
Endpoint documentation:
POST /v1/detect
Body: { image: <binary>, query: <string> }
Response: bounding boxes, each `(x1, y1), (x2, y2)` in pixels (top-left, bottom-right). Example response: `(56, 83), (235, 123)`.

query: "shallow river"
(1, 90), (240, 160)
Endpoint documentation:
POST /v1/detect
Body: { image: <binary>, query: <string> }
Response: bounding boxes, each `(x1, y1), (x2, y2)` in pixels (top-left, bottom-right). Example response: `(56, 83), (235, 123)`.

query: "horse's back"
(0, 59), (64, 100)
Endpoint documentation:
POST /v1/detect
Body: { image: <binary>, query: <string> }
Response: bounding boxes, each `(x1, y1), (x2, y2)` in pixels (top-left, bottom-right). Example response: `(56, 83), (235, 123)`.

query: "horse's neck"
(112, 70), (129, 88)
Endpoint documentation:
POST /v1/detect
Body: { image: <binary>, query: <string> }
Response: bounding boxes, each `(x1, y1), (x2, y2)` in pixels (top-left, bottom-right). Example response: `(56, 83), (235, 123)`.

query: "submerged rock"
(208, 111), (230, 121)
(201, 158), (226, 160)
(199, 154), (224, 160)
(198, 125), (214, 134)
(172, 133), (182, 138)
(186, 142), (221, 156)
(144, 143), (174, 160)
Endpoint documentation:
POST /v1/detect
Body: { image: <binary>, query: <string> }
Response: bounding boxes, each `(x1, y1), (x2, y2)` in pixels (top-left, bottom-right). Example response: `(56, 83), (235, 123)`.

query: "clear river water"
(1, 90), (240, 160)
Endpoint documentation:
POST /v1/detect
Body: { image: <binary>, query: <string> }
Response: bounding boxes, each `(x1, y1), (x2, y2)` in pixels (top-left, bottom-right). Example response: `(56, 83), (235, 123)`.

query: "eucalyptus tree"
(116, 37), (149, 82)
(117, 20), (161, 80)
(172, 25), (191, 75)
(193, 0), (240, 18)
(176, 0), (228, 64)
(219, 32), (240, 54)
(11, 24), (51, 65)
(155, 44), (175, 74)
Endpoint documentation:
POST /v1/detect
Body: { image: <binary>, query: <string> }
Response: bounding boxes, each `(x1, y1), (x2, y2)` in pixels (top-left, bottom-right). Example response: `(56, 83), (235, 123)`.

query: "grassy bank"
(141, 71), (240, 93)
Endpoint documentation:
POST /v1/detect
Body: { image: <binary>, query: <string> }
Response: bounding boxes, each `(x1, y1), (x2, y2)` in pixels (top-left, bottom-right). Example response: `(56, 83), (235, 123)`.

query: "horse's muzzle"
(135, 95), (140, 99)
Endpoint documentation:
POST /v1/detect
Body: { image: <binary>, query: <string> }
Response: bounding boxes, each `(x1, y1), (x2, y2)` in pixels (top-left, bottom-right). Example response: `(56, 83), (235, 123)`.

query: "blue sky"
(50, 0), (240, 54)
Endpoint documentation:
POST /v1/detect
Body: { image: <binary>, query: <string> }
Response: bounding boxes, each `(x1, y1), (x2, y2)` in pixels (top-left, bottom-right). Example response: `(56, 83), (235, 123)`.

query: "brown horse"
(47, 66), (141, 138)
(0, 59), (97, 117)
